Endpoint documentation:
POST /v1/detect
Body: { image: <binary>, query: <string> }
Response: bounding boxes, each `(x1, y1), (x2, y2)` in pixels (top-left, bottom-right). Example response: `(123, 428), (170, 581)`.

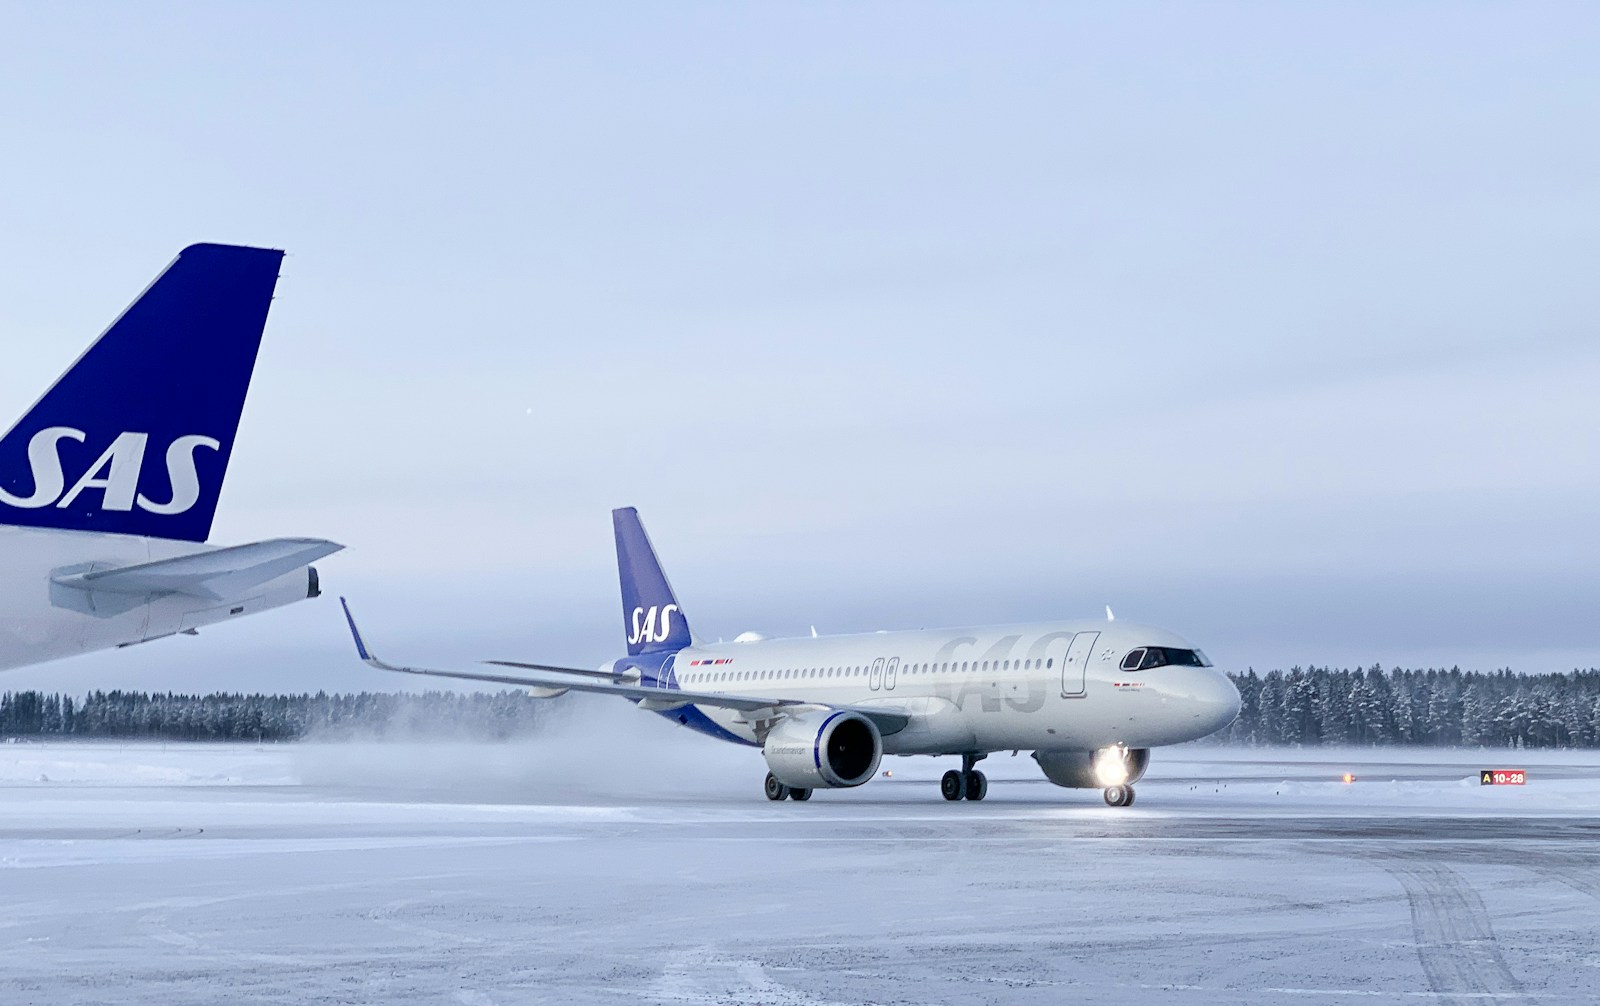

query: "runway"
(3, 730), (1598, 1005)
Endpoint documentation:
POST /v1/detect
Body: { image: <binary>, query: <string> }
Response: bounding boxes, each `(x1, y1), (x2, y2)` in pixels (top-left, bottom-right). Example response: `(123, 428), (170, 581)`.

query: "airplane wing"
(340, 598), (911, 733)
(483, 659), (639, 682)
(52, 538), (344, 601)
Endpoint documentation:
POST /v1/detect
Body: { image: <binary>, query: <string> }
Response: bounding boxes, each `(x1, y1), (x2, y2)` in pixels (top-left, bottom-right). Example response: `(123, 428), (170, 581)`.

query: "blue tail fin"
(613, 507), (693, 656)
(0, 243), (283, 543)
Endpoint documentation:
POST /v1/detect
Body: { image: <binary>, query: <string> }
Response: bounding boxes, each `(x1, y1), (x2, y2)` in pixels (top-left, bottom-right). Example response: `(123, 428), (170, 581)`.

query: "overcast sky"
(0, 4), (1596, 695)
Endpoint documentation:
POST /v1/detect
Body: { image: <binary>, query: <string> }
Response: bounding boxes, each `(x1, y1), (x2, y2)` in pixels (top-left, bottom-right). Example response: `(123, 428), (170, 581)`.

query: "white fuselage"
(0, 525), (314, 672)
(658, 619), (1240, 755)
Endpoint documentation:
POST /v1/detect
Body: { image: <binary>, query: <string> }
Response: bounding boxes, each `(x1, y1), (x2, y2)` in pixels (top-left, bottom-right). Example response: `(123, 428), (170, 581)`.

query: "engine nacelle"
(762, 711), (882, 789)
(1033, 747), (1150, 789)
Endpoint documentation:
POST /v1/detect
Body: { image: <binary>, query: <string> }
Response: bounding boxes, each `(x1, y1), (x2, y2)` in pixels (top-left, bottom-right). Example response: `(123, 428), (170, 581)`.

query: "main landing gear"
(1103, 784), (1136, 807)
(764, 772), (811, 802)
(941, 753), (988, 802)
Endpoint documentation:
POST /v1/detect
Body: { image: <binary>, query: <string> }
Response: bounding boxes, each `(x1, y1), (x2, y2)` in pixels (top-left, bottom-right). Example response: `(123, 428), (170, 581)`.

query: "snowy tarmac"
(3, 720), (1599, 1004)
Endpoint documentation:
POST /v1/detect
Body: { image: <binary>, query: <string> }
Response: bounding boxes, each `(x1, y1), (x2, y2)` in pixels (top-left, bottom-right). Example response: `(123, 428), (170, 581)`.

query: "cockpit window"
(1121, 646), (1211, 671)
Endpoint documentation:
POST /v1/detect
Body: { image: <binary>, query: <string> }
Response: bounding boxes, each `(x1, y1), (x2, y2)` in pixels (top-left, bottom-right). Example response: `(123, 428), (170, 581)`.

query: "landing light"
(1092, 747), (1130, 787)
(1342, 773), (1356, 784)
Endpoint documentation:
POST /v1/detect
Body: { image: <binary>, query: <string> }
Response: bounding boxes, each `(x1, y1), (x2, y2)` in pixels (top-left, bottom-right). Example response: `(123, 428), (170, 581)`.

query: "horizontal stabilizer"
(53, 537), (343, 602)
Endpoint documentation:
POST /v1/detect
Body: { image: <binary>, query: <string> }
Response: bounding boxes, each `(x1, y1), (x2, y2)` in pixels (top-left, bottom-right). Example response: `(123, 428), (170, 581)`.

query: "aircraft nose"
(1203, 670), (1242, 733)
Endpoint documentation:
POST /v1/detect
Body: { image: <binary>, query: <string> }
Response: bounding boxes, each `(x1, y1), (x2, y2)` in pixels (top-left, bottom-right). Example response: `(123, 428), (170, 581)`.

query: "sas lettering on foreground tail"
(0, 428), (219, 515)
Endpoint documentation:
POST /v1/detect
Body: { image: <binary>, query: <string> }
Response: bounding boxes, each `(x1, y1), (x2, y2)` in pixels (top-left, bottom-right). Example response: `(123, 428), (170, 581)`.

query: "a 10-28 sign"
(1480, 769), (1526, 786)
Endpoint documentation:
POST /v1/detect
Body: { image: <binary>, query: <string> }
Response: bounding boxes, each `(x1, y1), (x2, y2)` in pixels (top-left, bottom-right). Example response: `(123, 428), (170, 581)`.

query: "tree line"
(1219, 666), (1600, 748)
(0, 689), (551, 742)
(3, 666), (1600, 747)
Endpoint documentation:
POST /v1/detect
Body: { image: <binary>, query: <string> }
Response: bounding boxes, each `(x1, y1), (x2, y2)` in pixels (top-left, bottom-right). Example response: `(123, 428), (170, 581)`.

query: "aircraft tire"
(1124, 784), (1136, 807)
(964, 770), (988, 802)
(940, 770), (965, 801)
(1103, 784), (1130, 807)
(789, 787), (812, 802)
(764, 772), (789, 801)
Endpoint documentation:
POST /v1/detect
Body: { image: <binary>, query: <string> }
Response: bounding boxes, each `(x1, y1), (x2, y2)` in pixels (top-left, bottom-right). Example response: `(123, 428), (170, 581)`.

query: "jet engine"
(1033, 746), (1150, 788)
(762, 711), (882, 789)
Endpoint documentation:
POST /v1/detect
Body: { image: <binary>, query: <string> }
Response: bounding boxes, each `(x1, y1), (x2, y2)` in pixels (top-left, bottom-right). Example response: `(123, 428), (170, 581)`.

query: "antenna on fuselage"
(1105, 605), (1116, 622)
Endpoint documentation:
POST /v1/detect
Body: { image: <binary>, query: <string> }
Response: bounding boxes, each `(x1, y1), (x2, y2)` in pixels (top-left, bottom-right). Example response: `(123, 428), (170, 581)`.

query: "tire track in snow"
(1381, 856), (1531, 1006)
(1533, 857), (1600, 903)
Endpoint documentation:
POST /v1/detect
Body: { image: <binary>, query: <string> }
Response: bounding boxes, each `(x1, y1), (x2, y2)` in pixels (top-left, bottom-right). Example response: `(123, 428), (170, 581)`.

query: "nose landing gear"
(1103, 784), (1136, 807)
(941, 753), (989, 802)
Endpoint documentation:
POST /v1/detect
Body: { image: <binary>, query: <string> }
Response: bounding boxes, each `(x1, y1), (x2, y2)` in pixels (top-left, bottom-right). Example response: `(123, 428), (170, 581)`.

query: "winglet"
(339, 596), (373, 662)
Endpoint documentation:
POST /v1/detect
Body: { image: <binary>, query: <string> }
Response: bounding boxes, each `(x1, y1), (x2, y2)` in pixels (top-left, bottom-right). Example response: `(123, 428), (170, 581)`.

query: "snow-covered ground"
(3, 707), (1598, 1004)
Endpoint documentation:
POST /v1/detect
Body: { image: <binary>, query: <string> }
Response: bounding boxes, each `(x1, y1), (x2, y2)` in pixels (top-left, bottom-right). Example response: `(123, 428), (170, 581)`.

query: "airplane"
(0, 243), (342, 673)
(340, 508), (1239, 806)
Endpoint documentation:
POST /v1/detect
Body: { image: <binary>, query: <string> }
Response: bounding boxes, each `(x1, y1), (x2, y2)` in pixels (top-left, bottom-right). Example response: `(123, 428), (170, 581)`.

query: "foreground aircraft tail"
(0, 243), (284, 543)
(613, 507), (693, 656)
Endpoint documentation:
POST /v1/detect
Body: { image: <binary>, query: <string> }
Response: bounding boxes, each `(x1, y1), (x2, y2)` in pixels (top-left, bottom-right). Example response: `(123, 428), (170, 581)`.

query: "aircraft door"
(1061, 631), (1099, 698)
(885, 656), (899, 690)
(869, 657), (885, 691)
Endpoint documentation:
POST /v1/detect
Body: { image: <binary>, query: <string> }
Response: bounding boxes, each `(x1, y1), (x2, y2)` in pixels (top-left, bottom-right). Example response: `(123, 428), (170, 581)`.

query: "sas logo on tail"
(629, 604), (680, 646)
(0, 427), (220, 515)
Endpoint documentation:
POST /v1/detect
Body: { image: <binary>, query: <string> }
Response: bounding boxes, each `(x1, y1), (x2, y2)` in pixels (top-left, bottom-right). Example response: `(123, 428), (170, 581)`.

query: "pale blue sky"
(1, 4), (1597, 694)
